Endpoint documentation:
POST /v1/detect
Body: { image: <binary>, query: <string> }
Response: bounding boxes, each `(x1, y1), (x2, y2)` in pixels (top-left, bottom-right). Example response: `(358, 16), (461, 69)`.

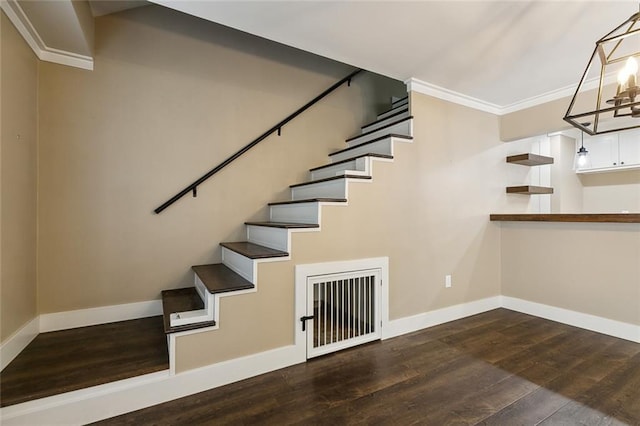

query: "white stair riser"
(347, 119), (413, 148)
(169, 277), (215, 328)
(331, 138), (393, 163)
(191, 276), (214, 308)
(362, 110), (411, 134)
(247, 225), (289, 252)
(270, 202), (320, 224)
(310, 157), (368, 180)
(291, 179), (346, 200)
(377, 104), (408, 121)
(222, 247), (255, 283)
(170, 309), (209, 326)
(391, 97), (408, 109)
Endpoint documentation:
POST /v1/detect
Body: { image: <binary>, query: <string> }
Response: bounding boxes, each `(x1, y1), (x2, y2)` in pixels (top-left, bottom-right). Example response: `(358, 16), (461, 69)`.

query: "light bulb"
(577, 152), (588, 167)
(575, 144), (590, 170)
(618, 64), (630, 93)
(625, 57), (639, 90)
(627, 56), (638, 75)
(618, 70), (628, 86)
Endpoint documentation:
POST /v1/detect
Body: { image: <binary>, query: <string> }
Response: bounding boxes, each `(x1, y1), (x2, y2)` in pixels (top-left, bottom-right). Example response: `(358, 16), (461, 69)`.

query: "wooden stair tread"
(330, 134), (413, 157)
(220, 241), (288, 259)
(309, 153), (393, 172)
(192, 263), (254, 294)
(392, 95), (408, 106)
(268, 198), (347, 206)
(362, 108), (408, 130)
(346, 116), (413, 142)
(161, 287), (215, 334)
(376, 102), (409, 120)
(289, 174), (371, 189)
(244, 221), (319, 229)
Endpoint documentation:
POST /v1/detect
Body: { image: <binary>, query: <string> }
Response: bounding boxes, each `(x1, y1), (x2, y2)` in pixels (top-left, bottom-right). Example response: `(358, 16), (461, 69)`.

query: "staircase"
(161, 96), (413, 340)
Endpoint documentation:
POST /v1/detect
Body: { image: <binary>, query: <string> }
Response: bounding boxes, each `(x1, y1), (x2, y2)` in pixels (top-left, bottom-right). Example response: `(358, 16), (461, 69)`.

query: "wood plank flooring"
(0, 316), (168, 407)
(95, 309), (640, 425)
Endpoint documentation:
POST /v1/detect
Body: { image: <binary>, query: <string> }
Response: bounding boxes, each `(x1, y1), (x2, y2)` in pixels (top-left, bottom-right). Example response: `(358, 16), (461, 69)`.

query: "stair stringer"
(167, 135), (411, 334)
(171, 128), (413, 374)
(181, 157), (389, 334)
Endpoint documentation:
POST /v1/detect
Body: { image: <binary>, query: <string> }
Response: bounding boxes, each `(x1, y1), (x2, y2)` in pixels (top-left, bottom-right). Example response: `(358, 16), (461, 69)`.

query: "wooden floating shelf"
(506, 153), (554, 166)
(506, 185), (554, 195)
(490, 213), (640, 223)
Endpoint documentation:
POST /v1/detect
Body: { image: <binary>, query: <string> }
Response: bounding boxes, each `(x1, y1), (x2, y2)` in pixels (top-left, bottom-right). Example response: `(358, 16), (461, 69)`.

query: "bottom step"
(161, 287), (215, 334)
(0, 317), (168, 407)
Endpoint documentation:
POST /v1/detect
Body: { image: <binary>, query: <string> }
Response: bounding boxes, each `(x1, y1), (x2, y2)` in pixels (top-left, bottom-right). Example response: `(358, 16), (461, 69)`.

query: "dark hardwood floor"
(0, 316), (168, 407)
(95, 309), (640, 425)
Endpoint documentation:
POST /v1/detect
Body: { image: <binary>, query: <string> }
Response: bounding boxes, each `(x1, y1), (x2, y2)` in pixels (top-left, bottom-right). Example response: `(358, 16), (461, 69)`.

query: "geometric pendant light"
(564, 10), (640, 135)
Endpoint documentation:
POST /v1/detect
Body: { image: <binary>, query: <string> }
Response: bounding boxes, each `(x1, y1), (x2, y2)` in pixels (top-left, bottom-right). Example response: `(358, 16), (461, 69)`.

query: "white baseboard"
(0, 345), (301, 425)
(501, 296), (640, 343)
(382, 295), (502, 340)
(0, 317), (39, 371)
(39, 300), (163, 332)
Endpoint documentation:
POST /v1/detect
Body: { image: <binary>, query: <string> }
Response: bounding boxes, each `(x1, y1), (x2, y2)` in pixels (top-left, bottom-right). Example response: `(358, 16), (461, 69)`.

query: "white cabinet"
(583, 134), (617, 169)
(618, 131), (640, 166)
(577, 128), (640, 173)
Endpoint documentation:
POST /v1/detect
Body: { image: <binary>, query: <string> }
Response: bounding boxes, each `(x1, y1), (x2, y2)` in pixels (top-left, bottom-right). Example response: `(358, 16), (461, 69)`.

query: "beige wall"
(500, 97), (573, 142)
(36, 5), (403, 314)
(499, 84), (608, 142)
(501, 222), (640, 326)
(579, 171), (640, 213)
(176, 91), (523, 371)
(1, 11), (38, 342)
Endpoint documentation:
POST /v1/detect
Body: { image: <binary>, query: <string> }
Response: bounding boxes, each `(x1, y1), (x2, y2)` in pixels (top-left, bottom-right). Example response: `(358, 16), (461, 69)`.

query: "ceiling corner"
(1, 0), (94, 71)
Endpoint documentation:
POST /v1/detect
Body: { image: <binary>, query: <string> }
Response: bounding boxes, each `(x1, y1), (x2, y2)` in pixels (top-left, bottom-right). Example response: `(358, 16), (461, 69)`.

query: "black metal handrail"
(154, 68), (363, 214)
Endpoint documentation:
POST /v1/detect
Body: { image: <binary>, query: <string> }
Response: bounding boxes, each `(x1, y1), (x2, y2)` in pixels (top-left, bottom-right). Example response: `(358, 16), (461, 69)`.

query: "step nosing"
(330, 134), (413, 157)
(268, 198), (347, 206)
(220, 241), (289, 258)
(191, 263), (255, 294)
(378, 102), (408, 117)
(290, 174), (372, 188)
(362, 109), (409, 129)
(392, 96), (409, 106)
(346, 116), (413, 142)
(309, 153), (394, 172)
(244, 221), (319, 229)
(164, 320), (216, 334)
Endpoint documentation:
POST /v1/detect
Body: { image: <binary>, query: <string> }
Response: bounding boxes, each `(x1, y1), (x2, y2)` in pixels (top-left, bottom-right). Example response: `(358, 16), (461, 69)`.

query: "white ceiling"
(151, 1), (637, 111)
(6, 0), (638, 112)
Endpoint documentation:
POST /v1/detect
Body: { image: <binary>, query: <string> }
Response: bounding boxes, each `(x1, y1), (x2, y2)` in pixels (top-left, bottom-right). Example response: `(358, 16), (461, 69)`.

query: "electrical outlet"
(445, 275), (452, 288)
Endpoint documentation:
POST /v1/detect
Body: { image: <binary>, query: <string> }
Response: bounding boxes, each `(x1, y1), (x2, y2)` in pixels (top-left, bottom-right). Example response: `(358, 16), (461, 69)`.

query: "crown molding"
(500, 72), (618, 115)
(0, 0), (93, 70)
(405, 77), (503, 115)
(498, 83), (579, 115)
(407, 71), (621, 117)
